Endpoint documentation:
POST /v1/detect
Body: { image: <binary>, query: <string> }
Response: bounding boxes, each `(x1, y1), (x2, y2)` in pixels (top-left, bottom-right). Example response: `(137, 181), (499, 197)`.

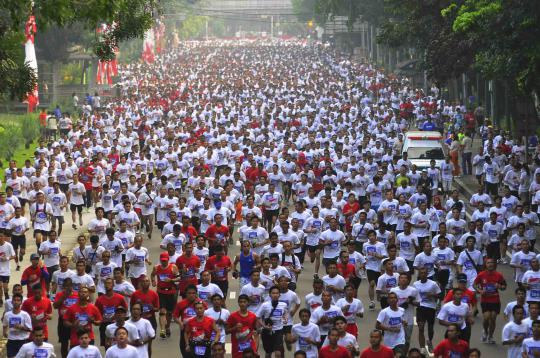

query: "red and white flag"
(23, 14), (39, 112)
(142, 27), (155, 63)
(96, 23), (118, 86)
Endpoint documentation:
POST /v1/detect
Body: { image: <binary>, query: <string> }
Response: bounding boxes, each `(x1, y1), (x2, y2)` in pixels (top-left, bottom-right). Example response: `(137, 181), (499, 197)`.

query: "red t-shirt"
(227, 311), (258, 358)
(319, 345), (352, 358)
(78, 166), (94, 190)
(21, 265), (48, 296)
(337, 263), (356, 280)
(205, 224), (230, 246)
(180, 226), (199, 243)
(360, 345), (395, 358)
(54, 290), (79, 317)
(443, 289), (477, 307)
(65, 303), (102, 346)
(95, 293), (127, 323)
(185, 316), (215, 341)
(173, 299), (206, 325)
(433, 338), (469, 358)
(205, 255), (232, 282)
(176, 255), (201, 289)
(131, 289), (160, 319)
(473, 270), (506, 303)
(22, 296), (53, 339)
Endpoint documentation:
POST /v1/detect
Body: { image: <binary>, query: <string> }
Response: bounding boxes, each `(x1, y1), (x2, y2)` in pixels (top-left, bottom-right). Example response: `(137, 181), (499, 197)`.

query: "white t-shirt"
(335, 297), (364, 324)
(396, 232), (418, 261)
(126, 247), (148, 278)
(521, 337), (540, 357)
(320, 229), (346, 259)
(502, 321), (528, 358)
(127, 318), (156, 358)
(2, 310), (32, 340)
(51, 269), (75, 292)
(291, 322), (321, 358)
(437, 301), (470, 329)
(15, 341), (56, 358)
(322, 274), (346, 302)
(66, 345), (102, 358)
(0, 242), (15, 275)
(390, 286), (420, 325)
(522, 270), (540, 302)
(413, 279), (441, 309)
(104, 344), (139, 358)
(310, 305), (344, 335)
(376, 307), (406, 348)
(39, 240), (61, 267)
(68, 182), (86, 205)
(239, 283), (266, 313)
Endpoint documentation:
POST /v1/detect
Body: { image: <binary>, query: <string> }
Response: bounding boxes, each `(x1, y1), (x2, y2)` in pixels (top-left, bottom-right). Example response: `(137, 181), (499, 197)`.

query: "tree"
(0, 0), (158, 101)
(377, 0), (474, 87)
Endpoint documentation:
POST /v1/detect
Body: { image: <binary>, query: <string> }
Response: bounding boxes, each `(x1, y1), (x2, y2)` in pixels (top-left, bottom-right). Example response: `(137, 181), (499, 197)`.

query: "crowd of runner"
(0, 39), (539, 358)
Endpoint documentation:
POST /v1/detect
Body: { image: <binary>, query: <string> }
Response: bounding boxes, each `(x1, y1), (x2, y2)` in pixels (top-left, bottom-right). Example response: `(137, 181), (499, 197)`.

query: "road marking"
(414, 317), (417, 326)
(236, 240), (240, 246)
(225, 343), (231, 354)
(230, 291), (236, 299)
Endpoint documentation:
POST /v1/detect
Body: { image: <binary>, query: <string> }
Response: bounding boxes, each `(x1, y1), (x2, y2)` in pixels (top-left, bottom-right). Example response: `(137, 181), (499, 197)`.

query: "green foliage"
(177, 16), (207, 40)
(446, 0), (540, 96)
(20, 115), (39, 148)
(0, 113), (39, 165)
(0, 0), (160, 100)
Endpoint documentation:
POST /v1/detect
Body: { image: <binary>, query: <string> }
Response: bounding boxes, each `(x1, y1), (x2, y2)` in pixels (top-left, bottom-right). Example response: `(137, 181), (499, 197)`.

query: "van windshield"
(407, 147), (445, 160)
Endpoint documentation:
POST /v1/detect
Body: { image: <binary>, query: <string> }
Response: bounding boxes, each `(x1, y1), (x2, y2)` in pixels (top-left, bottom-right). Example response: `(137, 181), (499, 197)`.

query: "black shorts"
(264, 209), (279, 220)
(34, 229), (49, 237)
(481, 302), (501, 314)
(322, 257), (338, 267)
(53, 216), (65, 224)
(283, 325), (292, 335)
(306, 244), (320, 253)
(59, 184), (69, 193)
(0, 276), (9, 283)
(159, 292), (177, 311)
(366, 269), (381, 283)
(486, 242), (500, 259)
(393, 344), (406, 357)
(148, 314), (157, 331)
(350, 276), (362, 290)
(416, 306), (436, 324)
(261, 328), (283, 353)
(214, 280), (229, 296)
(7, 339), (27, 357)
(19, 198), (27, 207)
(70, 204), (83, 213)
(58, 318), (71, 343)
(11, 235), (26, 250)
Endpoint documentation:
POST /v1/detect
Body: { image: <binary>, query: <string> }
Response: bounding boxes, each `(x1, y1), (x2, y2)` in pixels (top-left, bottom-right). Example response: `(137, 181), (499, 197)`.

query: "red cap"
(160, 252), (169, 261)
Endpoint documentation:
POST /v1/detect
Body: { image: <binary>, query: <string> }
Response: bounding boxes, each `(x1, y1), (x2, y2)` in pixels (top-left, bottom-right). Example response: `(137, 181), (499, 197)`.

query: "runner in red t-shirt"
(173, 285), (207, 357)
(444, 273), (478, 314)
(319, 328), (352, 358)
(227, 294), (258, 358)
(131, 276), (160, 326)
(433, 323), (469, 358)
(21, 284), (53, 340)
(205, 217), (229, 253)
(95, 278), (128, 347)
(176, 242), (201, 295)
(53, 278), (79, 358)
(360, 330), (395, 358)
(184, 301), (220, 355)
(180, 215), (199, 243)
(204, 245), (232, 296)
(473, 257), (506, 343)
(64, 287), (102, 346)
(151, 252), (178, 338)
(21, 254), (49, 296)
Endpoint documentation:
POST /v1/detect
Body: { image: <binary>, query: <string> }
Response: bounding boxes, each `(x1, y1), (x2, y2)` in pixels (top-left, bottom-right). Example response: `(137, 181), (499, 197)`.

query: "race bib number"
(194, 346), (206, 355)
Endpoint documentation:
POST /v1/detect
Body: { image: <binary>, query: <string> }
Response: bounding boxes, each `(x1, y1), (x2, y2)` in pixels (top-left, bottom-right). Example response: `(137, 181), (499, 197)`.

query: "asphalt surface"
(2, 206), (520, 357)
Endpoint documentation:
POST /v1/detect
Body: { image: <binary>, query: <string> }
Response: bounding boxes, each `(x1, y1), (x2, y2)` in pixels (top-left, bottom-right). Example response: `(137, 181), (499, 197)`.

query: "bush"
(0, 123), (22, 165)
(20, 115), (40, 149)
